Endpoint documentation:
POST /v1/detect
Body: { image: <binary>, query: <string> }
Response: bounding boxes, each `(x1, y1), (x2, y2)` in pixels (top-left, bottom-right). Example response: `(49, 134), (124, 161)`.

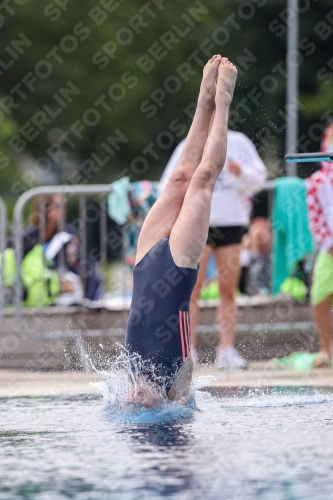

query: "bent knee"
(169, 166), (191, 186)
(191, 164), (216, 189)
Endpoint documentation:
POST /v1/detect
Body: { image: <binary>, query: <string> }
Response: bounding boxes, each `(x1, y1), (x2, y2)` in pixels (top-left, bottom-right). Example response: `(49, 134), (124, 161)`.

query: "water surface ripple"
(1, 386), (333, 499)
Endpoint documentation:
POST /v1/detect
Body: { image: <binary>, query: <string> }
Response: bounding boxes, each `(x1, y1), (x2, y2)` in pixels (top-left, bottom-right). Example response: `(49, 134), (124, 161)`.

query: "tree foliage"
(0, 0), (333, 199)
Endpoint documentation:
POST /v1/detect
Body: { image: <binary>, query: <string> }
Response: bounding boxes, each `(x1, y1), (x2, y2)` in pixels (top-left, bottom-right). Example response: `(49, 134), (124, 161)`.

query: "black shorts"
(207, 226), (246, 248)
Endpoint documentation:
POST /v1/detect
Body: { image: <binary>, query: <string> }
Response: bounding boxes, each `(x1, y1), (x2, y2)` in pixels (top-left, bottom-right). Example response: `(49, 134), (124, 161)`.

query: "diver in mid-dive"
(125, 55), (238, 406)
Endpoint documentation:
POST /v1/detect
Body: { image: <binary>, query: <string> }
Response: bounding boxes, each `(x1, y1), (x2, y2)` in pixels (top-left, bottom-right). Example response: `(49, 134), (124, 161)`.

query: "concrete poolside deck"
(1, 295), (330, 397)
(1, 363), (333, 398)
(0, 296), (318, 370)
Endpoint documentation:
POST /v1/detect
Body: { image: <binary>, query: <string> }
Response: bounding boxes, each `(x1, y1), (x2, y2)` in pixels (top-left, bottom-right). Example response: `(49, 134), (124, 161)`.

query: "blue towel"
(107, 177), (131, 225)
(272, 177), (314, 294)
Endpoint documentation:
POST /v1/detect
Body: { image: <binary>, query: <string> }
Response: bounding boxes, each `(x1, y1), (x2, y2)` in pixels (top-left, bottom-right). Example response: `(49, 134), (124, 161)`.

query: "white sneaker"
(216, 346), (247, 371)
(191, 348), (199, 369)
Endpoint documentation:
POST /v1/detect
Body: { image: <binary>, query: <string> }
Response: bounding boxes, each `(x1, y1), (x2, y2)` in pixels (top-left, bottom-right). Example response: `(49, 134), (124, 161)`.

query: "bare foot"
(216, 57), (238, 104)
(198, 54), (221, 106)
(312, 351), (332, 369)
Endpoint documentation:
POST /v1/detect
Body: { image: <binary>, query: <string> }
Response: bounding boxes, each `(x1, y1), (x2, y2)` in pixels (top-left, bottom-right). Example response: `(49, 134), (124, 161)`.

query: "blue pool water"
(1, 385), (333, 500)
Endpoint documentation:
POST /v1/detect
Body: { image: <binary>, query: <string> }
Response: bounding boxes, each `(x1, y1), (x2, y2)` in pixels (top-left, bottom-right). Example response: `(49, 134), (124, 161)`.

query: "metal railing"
(12, 184), (130, 343)
(0, 197), (7, 324)
(2, 180), (314, 345)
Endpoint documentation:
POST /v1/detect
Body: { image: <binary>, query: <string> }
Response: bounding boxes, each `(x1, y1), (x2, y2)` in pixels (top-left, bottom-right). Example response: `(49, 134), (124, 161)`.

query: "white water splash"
(88, 346), (197, 424)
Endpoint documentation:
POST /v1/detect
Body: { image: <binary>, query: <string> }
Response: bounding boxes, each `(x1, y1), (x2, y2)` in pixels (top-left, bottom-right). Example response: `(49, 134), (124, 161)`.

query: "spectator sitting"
(9, 194), (103, 305)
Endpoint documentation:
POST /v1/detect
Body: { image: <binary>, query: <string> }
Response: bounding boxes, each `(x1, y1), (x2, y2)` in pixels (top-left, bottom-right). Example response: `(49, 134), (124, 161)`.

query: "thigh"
(169, 183), (212, 269)
(313, 294), (332, 311)
(135, 172), (188, 264)
(214, 244), (241, 295)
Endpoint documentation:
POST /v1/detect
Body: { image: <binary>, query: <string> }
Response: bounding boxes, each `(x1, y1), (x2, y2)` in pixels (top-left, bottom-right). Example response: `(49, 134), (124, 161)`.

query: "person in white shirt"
(159, 129), (267, 370)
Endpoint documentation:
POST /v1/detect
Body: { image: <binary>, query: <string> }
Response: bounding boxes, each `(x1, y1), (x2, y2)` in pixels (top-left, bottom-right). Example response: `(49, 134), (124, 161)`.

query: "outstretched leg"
(135, 55), (221, 265)
(167, 58), (237, 401)
(169, 58), (238, 268)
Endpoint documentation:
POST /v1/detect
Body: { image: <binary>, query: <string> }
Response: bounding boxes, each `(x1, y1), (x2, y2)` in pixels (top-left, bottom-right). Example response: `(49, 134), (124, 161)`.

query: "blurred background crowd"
(0, 0), (333, 369)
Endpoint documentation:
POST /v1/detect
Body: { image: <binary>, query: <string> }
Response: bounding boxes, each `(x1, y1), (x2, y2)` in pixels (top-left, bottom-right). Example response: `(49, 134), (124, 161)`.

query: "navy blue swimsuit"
(125, 237), (198, 391)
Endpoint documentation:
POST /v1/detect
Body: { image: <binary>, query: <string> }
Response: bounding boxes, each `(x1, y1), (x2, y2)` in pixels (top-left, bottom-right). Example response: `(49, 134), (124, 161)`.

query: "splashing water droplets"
(89, 346), (196, 424)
